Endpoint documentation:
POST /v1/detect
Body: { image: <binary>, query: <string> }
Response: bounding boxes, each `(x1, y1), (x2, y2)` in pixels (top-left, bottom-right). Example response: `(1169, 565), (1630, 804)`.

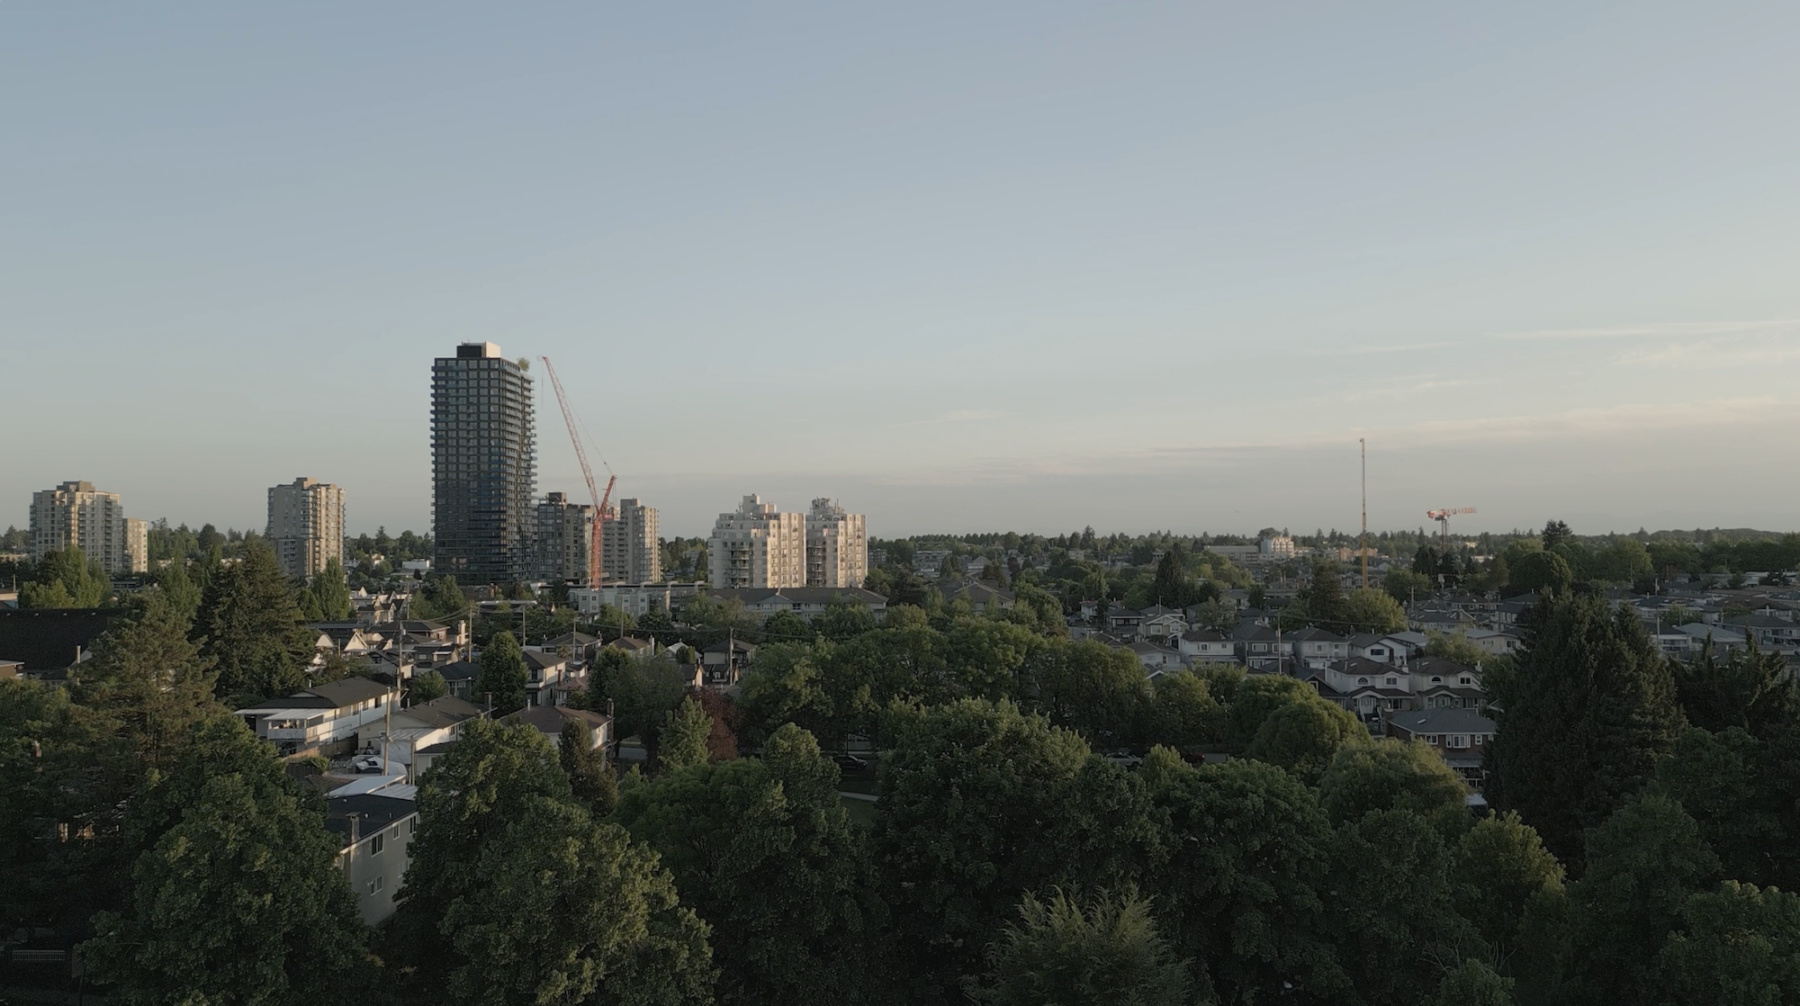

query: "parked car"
(351, 754), (384, 774)
(833, 753), (869, 773)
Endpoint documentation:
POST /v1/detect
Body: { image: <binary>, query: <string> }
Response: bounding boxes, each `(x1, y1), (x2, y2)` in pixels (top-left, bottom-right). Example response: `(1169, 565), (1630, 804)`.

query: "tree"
(1508, 550), (1573, 596)
(967, 888), (1195, 1006)
(155, 560), (202, 624)
(1139, 751), (1348, 1002)
(1486, 593), (1685, 864)
(1030, 639), (1150, 747)
(1413, 545), (1440, 576)
(1424, 629), (1490, 667)
(762, 607), (813, 644)
(300, 557), (353, 621)
(1244, 697), (1365, 782)
(1542, 520), (1574, 551)
(440, 796), (716, 1006)
(660, 696), (712, 771)
(476, 630), (528, 714)
(615, 724), (878, 1006)
(84, 719), (368, 1005)
(873, 701), (1141, 1000)
(1143, 671), (1224, 751)
(816, 595), (878, 638)
(559, 718), (618, 816)
(1659, 882), (1800, 1006)
(19, 548), (111, 608)
(1340, 587), (1407, 634)
(1671, 641), (1800, 736)
(1452, 811), (1564, 962)
(411, 669), (449, 703)
(1150, 547), (1195, 608)
(194, 539), (316, 701)
(1429, 960), (1515, 1006)
(1545, 794), (1720, 1006)
(1382, 568), (1434, 606)
(1317, 739), (1467, 830)
(1327, 808), (1467, 1006)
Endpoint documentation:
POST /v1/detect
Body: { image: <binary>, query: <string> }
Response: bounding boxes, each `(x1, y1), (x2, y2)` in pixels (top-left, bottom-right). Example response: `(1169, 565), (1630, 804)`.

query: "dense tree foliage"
(1486, 592), (1684, 864)
(968, 888), (1195, 1006)
(193, 539), (317, 701)
(18, 548), (113, 608)
(475, 629), (528, 714)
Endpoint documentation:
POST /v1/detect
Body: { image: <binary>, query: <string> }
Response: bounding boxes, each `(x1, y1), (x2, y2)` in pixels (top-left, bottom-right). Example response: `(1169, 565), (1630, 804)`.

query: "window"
(369, 833), (384, 856)
(1449, 735), (1471, 749)
(1385, 677), (1397, 686)
(367, 875), (384, 895)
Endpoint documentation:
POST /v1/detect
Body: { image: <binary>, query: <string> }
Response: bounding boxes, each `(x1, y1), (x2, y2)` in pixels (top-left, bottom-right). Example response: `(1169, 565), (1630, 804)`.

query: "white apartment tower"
(267, 477), (346, 579)
(708, 495), (806, 589)
(603, 498), (662, 584)
(805, 498), (868, 588)
(30, 480), (147, 574)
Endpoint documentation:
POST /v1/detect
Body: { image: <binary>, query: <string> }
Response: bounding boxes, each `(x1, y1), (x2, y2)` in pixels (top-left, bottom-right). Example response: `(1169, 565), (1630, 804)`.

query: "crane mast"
(541, 356), (614, 587)
(1425, 506), (1476, 552)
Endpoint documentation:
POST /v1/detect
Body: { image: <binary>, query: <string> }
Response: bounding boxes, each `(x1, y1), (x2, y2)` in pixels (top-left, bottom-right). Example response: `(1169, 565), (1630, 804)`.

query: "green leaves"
(83, 718), (367, 1006)
(476, 629), (528, 714)
(969, 888), (1198, 1006)
(193, 539), (316, 703)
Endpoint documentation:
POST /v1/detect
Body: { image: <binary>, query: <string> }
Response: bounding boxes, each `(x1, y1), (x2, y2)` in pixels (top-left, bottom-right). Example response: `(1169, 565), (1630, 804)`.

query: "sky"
(4, 4), (1799, 539)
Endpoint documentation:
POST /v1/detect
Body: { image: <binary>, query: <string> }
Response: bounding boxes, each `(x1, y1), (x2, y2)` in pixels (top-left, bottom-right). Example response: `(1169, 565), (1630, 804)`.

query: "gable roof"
(1389, 707), (1496, 735)
(437, 659), (481, 682)
(298, 676), (392, 708)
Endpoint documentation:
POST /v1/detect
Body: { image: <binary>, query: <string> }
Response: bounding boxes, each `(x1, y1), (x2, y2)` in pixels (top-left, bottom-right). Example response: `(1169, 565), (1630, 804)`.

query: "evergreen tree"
(19, 548), (111, 608)
(300, 557), (353, 622)
(154, 560), (202, 624)
(193, 539), (316, 701)
(1486, 593), (1684, 865)
(476, 630), (528, 714)
(968, 888), (1194, 1006)
(659, 696), (712, 771)
(410, 669), (449, 703)
(559, 718), (618, 816)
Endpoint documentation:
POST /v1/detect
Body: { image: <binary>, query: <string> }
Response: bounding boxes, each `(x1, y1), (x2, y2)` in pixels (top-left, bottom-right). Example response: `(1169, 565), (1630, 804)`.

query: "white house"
(236, 677), (397, 756)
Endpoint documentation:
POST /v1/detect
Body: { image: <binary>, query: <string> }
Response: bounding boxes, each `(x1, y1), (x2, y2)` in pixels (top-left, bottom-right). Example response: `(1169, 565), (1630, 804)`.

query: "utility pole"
(1360, 438), (1369, 590)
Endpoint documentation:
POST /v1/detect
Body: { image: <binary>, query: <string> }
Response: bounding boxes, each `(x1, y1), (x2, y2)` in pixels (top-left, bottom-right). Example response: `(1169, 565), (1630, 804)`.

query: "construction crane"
(1426, 507), (1476, 552)
(541, 356), (615, 587)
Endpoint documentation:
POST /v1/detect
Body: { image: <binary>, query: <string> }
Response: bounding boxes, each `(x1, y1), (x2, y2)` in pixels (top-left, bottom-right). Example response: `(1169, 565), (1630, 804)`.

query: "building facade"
(535, 492), (595, 585)
(431, 343), (537, 584)
(267, 477), (346, 579)
(603, 498), (661, 584)
(708, 495), (806, 589)
(29, 480), (147, 574)
(805, 498), (867, 588)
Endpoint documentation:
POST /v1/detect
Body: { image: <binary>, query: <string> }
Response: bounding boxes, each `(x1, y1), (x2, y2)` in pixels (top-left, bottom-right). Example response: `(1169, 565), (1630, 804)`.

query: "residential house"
(235, 677), (397, 757)
(702, 639), (757, 686)
(1303, 658), (1414, 720)
(521, 648), (572, 707)
(1463, 628), (1522, 657)
(502, 704), (615, 753)
(1176, 629), (1237, 665)
(1348, 634), (1403, 665)
(1386, 707), (1497, 786)
(1137, 605), (1188, 642)
(1107, 608), (1146, 634)
(436, 659), (482, 701)
(944, 581), (1015, 614)
(1127, 640), (1181, 674)
(1288, 627), (1350, 669)
(326, 781), (418, 925)
(1234, 624), (1284, 671)
(1409, 657), (1484, 710)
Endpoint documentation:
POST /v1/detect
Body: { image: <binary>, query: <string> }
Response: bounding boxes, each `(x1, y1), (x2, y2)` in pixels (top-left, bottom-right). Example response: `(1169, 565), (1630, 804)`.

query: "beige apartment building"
(536, 492), (595, 584)
(603, 498), (661, 584)
(30, 480), (147, 574)
(806, 497), (868, 588)
(708, 495), (806, 589)
(267, 477), (346, 579)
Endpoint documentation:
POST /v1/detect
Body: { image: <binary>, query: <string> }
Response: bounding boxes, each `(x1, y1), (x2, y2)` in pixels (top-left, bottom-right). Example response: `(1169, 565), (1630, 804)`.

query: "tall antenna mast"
(1359, 438), (1368, 590)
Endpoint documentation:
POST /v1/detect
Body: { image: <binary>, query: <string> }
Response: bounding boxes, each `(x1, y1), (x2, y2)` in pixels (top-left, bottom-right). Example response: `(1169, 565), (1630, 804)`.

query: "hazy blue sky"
(5, 4), (1798, 538)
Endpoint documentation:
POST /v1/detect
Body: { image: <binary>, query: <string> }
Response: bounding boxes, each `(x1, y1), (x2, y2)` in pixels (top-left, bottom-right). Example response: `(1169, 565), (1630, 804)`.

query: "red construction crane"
(1426, 507), (1476, 551)
(541, 356), (615, 587)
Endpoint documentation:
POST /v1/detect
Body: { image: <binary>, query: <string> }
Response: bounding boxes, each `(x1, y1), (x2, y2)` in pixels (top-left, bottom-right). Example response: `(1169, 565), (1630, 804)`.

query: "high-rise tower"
(432, 342), (536, 584)
(30, 480), (147, 575)
(267, 477), (345, 579)
(805, 497), (867, 588)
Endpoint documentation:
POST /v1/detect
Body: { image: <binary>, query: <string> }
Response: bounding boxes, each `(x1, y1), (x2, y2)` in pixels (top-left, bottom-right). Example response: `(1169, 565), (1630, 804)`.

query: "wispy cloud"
(1496, 319), (1800, 342)
(1307, 340), (1459, 356)
(1619, 331), (1800, 369)
(1343, 378), (1479, 402)
(887, 409), (1005, 429)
